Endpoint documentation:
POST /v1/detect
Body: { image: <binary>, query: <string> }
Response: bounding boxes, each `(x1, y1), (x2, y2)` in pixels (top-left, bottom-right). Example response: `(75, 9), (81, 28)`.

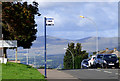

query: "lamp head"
(64, 48), (67, 50)
(80, 16), (85, 18)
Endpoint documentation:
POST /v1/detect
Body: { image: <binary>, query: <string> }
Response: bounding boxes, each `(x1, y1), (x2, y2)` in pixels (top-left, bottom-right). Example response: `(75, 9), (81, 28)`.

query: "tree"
(63, 42), (88, 69)
(93, 51), (97, 55)
(63, 42), (75, 69)
(2, 1), (41, 57)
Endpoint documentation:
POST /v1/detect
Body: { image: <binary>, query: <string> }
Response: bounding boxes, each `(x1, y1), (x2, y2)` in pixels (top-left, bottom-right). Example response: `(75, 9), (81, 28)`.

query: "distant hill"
(8, 36), (118, 56)
(31, 36), (118, 55)
(76, 37), (118, 52)
(7, 36), (118, 68)
(32, 35), (71, 47)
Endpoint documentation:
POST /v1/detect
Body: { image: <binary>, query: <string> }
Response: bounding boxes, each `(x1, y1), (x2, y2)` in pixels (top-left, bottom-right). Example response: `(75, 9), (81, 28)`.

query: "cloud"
(22, 1), (118, 39)
(22, 0), (119, 2)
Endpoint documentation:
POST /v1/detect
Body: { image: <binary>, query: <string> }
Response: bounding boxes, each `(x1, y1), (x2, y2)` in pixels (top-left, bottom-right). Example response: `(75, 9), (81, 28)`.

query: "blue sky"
(23, 1), (118, 40)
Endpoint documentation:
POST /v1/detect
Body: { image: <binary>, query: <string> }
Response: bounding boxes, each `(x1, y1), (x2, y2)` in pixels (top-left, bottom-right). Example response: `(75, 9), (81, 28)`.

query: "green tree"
(63, 42), (75, 69)
(93, 51), (97, 55)
(63, 42), (88, 69)
(74, 56), (82, 69)
(2, 1), (41, 57)
(74, 43), (88, 69)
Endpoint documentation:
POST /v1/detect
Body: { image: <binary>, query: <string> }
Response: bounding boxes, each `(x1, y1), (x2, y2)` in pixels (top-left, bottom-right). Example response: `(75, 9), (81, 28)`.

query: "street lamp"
(23, 54), (28, 65)
(80, 16), (98, 54)
(24, 49), (29, 65)
(64, 48), (74, 69)
(27, 49), (29, 65)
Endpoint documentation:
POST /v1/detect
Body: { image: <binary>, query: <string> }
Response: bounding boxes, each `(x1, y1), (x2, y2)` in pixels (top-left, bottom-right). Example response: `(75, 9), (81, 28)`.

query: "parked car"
(88, 55), (96, 67)
(101, 54), (119, 68)
(93, 54), (104, 68)
(81, 59), (89, 69)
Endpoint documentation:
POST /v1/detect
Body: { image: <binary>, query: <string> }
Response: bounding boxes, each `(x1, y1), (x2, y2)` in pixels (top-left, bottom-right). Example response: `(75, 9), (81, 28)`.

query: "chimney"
(106, 48), (109, 52)
(114, 48), (117, 52)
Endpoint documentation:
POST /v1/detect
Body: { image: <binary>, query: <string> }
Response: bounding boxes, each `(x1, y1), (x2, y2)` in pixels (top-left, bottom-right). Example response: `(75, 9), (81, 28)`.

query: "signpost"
(44, 17), (54, 78)
(46, 18), (54, 26)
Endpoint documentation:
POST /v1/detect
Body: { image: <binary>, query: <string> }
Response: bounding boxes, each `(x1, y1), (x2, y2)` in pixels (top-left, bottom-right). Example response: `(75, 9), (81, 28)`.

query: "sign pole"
(44, 17), (54, 78)
(44, 17), (47, 78)
(15, 48), (17, 63)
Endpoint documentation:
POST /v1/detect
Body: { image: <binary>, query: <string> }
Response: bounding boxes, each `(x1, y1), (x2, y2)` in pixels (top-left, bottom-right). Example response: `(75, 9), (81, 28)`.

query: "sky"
(23, 0), (118, 40)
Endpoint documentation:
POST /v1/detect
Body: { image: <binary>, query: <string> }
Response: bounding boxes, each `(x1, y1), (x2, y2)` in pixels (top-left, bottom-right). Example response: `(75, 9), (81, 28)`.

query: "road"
(60, 69), (120, 81)
(38, 69), (120, 81)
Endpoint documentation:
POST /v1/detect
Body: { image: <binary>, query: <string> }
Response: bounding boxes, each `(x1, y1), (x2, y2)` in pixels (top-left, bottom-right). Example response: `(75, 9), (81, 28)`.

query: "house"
(98, 48), (120, 57)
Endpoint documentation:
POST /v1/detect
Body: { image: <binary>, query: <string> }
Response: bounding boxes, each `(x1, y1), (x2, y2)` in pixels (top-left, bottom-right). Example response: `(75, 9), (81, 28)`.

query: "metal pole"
(27, 49), (29, 65)
(34, 55), (35, 67)
(15, 48), (17, 63)
(44, 17), (47, 78)
(85, 17), (98, 54)
(2, 34), (4, 63)
(67, 49), (74, 69)
(96, 25), (98, 54)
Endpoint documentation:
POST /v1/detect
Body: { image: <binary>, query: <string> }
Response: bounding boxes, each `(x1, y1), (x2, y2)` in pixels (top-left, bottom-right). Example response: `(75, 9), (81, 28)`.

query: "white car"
(81, 59), (89, 69)
(88, 55), (96, 67)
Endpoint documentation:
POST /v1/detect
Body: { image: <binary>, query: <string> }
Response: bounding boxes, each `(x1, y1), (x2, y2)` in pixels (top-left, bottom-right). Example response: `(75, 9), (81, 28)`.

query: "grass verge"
(2, 62), (45, 80)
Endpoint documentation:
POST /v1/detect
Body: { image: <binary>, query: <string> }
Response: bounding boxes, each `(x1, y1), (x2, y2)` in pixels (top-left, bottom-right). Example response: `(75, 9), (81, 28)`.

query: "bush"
(26, 65), (32, 68)
(38, 66), (45, 69)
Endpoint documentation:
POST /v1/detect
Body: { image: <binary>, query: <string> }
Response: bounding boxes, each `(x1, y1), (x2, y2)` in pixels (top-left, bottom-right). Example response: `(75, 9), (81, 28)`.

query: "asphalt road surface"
(60, 69), (120, 81)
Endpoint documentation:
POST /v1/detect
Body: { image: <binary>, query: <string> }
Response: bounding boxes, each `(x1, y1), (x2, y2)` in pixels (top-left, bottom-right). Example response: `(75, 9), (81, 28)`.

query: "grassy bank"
(2, 62), (45, 80)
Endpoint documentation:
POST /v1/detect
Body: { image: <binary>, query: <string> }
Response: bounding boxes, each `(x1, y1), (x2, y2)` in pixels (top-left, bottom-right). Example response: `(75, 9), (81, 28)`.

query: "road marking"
(107, 72), (112, 74)
(95, 69), (101, 72)
(104, 71), (108, 72)
(115, 73), (118, 75)
(87, 69), (94, 71)
(104, 71), (112, 74)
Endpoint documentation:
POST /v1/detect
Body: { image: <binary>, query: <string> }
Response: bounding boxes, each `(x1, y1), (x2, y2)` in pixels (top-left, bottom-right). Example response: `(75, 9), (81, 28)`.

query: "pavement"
(38, 69), (120, 81)
(38, 69), (80, 81)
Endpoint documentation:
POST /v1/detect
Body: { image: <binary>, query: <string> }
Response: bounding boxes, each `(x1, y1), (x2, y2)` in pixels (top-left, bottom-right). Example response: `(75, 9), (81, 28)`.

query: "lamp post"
(27, 49), (29, 65)
(24, 53), (28, 65)
(34, 55), (36, 67)
(64, 48), (74, 69)
(24, 49), (29, 65)
(80, 16), (98, 54)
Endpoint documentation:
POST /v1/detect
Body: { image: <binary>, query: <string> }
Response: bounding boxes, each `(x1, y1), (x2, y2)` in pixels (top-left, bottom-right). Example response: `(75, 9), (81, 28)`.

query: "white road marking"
(104, 71), (112, 74)
(107, 72), (112, 74)
(87, 69), (94, 71)
(95, 69), (101, 71)
(115, 73), (118, 75)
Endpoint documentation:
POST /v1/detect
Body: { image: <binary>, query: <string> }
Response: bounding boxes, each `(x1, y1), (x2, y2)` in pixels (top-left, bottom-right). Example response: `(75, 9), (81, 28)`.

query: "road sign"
(0, 40), (17, 47)
(46, 17), (54, 26)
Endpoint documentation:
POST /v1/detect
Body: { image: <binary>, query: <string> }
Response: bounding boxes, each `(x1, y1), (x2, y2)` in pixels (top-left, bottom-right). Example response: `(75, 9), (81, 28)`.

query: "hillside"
(31, 36), (118, 54)
(8, 36), (118, 56)
(2, 62), (45, 80)
(6, 36), (118, 69)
